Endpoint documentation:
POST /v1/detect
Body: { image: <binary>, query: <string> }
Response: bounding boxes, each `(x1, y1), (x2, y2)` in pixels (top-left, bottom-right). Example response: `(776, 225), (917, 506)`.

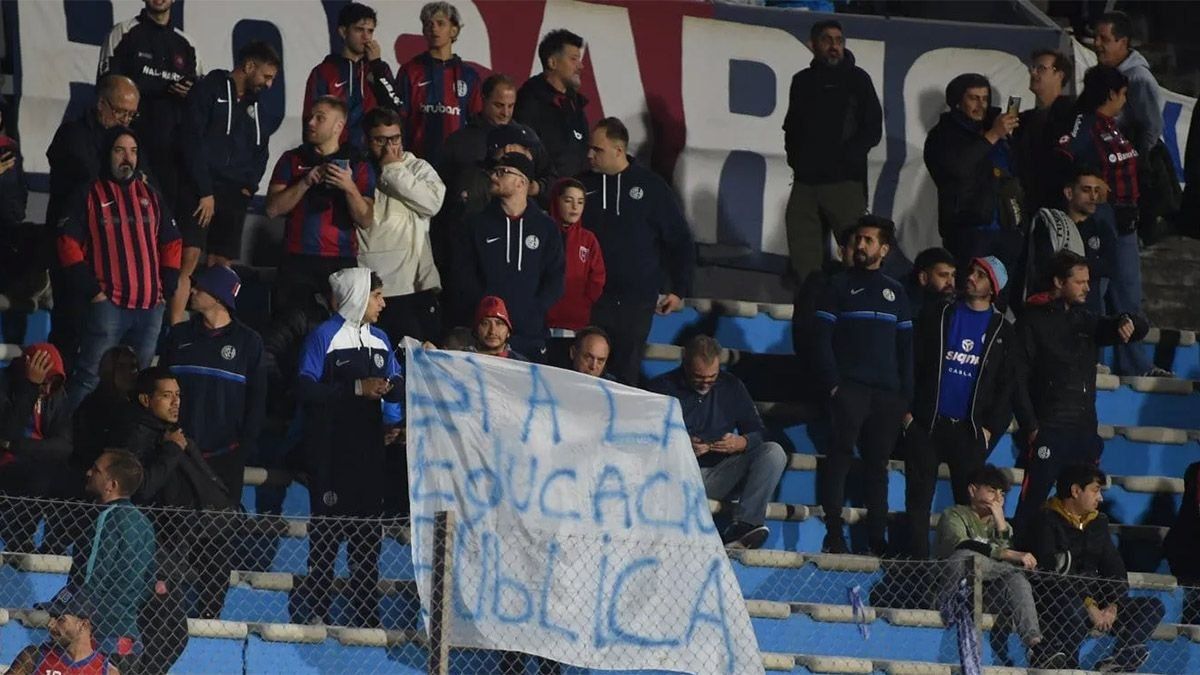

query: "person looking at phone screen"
(646, 335), (786, 550)
(266, 95), (375, 320)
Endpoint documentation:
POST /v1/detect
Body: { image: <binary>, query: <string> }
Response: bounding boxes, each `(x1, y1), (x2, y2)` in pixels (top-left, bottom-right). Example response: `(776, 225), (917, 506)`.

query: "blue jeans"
(700, 440), (787, 527)
(1106, 233), (1152, 375)
(68, 301), (164, 409)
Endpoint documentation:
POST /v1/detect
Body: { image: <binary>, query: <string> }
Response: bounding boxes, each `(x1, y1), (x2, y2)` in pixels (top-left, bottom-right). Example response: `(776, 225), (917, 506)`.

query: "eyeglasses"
(1029, 64), (1058, 75)
(101, 98), (139, 124)
(369, 134), (402, 147)
(490, 167), (522, 179)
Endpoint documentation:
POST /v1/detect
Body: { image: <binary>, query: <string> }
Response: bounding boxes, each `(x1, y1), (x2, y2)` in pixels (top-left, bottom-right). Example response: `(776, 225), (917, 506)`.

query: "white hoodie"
(358, 153), (446, 298)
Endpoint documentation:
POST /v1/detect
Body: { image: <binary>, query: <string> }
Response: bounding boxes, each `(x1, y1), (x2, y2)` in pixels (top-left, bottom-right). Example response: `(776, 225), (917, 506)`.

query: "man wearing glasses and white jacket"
(358, 107), (446, 346)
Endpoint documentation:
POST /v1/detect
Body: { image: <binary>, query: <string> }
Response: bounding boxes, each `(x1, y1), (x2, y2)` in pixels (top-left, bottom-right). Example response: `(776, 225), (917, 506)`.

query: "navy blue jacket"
(161, 316), (267, 459)
(184, 69), (272, 196)
(580, 159), (695, 305)
(297, 313), (402, 515)
(814, 267), (914, 398)
(454, 199), (564, 340)
(647, 367), (764, 468)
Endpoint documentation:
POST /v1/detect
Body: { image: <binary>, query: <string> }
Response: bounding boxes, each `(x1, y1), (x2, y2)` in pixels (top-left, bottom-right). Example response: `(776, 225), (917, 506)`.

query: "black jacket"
(580, 159), (695, 305)
(813, 267), (914, 398)
(72, 387), (136, 477)
(183, 69), (271, 195)
(436, 118), (552, 224)
(924, 108), (1018, 237)
(102, 9), (200, 173)
(0, 367), (72, 468)
(1014, 95), (1076, 211)
(45, 111), (107, 226)
(453, 199), (565, 339)
(1013, 293), (1149, 434)
(514, 74), (589, 180)
(1023, 499), (1128, 606)
(1164, 461), (1200, 582)
(783, 50), (882, 185)
(911, 299), (1014, 443)
(0, 135), (27, 227)
(125, 406), (233, 510)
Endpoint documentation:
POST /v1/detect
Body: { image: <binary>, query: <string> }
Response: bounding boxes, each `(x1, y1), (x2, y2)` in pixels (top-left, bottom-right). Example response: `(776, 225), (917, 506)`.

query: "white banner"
(405, 348), (763, 675)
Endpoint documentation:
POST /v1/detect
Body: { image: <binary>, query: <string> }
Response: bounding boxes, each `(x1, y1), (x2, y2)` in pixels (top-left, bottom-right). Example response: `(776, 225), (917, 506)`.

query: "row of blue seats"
(648, 302), (1200, 378)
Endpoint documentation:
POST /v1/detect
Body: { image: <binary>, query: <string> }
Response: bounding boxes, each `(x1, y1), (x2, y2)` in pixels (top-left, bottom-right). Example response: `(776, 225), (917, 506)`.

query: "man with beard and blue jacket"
(290, 267), (401, 628)
(581, 117), (695, 385)
(452, 152), (563, 360)
(172, 41), (280, 324)
(782, 19), (882, 282)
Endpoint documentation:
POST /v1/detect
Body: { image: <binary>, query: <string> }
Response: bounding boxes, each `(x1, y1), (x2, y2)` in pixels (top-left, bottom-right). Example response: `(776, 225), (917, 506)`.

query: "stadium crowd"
(0, 1), (1195, 673)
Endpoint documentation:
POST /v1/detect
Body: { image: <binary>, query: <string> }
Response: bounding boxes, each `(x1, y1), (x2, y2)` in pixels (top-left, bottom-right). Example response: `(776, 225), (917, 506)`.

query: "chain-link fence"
(3, 494), (1200, 674)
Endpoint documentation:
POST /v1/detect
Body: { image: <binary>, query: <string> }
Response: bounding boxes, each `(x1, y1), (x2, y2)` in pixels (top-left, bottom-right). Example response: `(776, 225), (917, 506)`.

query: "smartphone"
(1007, 96), (1022, 115)
(332, 158), (350, 171)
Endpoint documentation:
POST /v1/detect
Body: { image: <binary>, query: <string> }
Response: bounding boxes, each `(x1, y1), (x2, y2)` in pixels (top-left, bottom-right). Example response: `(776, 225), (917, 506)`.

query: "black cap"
(486, 124), (536, 154)
(37, 589), (96, 620)
(493, 152), (535, 182)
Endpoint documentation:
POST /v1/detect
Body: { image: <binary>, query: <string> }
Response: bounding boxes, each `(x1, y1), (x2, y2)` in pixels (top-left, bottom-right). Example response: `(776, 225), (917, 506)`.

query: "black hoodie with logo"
(514, 74), (589, 180)
(183, 69), (271, 196)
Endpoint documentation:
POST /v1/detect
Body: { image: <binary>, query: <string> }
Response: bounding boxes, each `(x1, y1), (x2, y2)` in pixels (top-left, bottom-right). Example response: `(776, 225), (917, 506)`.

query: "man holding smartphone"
(266, 96), (375, 321)
(647, 335), (786, 550)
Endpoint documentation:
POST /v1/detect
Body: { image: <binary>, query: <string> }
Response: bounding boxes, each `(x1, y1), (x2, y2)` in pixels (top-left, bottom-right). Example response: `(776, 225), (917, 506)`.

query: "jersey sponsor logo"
(216, 97), (229, 103)
(579, 245), (590, 263)
(1109, 149), (1137, 163)
(420, 102), (462, 116)
(137, 51), (153, 59)
(455, 79), (468, 96)
(100, 200), (115, 208)
(525, 234), (540, 250)
(221, 345), (237, 360)
(140, 65), (186, 82)
(882, 288), (895, 302)
(961, 338), (975, 352)
(944, 349), (981, 366)
(628, 186), (644, 200)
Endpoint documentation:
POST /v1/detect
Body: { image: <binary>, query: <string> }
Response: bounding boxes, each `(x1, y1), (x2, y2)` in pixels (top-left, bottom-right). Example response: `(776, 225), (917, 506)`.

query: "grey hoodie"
(1116, 49), (1164, 154)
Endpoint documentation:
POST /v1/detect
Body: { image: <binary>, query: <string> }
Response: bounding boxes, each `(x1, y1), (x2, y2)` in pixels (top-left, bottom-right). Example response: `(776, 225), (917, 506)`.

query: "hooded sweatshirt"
(57, 126), (182, 308)
(545, 180), (606, 332)
(0, 343), (70, 468)
(358, 152), (445, 298)
(183, 69), (271, 196)
(783, 49), (883, 185)
(454, 199), (564, 341)
(580, 158), (695, 305)
(304, 54), (402, 148)
(296, 268), (402, 515)
(1115, 49), (1164, 155)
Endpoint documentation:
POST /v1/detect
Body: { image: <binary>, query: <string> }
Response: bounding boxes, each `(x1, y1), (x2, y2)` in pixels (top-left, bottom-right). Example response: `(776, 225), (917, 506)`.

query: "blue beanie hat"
(192, 265), (241, 311)
(971, 256), (1008, 296)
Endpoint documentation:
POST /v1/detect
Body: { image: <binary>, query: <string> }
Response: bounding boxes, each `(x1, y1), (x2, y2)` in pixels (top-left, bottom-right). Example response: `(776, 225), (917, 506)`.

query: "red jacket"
(545, 220), (606, 331)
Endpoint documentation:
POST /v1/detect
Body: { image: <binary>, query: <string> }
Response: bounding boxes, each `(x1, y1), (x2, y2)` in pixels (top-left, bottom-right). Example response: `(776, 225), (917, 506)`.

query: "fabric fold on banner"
(406, 346), (763, 675)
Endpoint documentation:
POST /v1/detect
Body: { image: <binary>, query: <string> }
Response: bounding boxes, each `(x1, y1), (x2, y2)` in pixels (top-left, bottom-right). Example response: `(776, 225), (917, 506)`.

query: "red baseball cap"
(474, 295), (513, 331)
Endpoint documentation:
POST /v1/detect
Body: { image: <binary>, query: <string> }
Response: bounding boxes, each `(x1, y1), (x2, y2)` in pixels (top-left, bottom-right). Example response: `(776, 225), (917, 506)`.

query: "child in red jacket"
(545, 178), (606, 334)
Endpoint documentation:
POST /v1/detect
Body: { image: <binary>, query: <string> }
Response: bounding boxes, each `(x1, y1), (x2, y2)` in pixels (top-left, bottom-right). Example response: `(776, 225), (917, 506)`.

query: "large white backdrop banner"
(405, 347), (763, 675)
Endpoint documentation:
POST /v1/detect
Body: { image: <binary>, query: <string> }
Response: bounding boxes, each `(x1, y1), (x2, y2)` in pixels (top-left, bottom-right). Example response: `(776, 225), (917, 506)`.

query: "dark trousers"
(291, 515), (382, 627)
(1013, 428), (1103, 529)
(1035, 591), (1164, 667)
(377, 290), (441, 347)
(272, 254), (355, 321)
(204, 448), (246, 508)
(820, 381), (906, 544)
(904, 416), (989, 558)
(589, 297), (655, 386)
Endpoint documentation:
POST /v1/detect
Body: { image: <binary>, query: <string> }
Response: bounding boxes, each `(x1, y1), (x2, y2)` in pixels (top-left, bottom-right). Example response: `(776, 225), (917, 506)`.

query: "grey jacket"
(1116, 49), (1164, 154)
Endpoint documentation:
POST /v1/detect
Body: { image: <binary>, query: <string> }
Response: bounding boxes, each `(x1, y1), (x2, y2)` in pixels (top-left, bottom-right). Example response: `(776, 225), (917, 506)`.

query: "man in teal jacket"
(55, 449), (155, 668)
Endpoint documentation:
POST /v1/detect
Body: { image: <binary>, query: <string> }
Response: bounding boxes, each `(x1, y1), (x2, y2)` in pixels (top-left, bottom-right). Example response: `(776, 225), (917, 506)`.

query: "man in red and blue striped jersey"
(266, 96), (375, 321)
(58, 126), (181, 409)
(396, 2), (483, 165)
(302, 3), (402, 149)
